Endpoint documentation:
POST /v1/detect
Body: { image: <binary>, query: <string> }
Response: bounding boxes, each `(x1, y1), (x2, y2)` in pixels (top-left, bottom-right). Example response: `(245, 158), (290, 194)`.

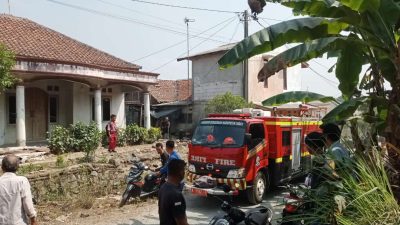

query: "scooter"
(209, 185), (273, 225)
(280, 184), (310, 225)
(119, 159), (162, 207)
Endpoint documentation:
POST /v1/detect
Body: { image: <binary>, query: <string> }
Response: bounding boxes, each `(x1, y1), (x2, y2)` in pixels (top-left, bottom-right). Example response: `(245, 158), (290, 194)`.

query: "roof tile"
(0, 14), (141, 72)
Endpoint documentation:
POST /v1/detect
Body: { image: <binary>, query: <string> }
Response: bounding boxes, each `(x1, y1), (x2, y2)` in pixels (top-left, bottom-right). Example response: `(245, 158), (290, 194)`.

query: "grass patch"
(18, 163), (44, 175)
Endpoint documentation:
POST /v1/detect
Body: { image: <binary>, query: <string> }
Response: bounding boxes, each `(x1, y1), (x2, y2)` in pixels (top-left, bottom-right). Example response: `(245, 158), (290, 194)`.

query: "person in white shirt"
(0, 154), (38, 225)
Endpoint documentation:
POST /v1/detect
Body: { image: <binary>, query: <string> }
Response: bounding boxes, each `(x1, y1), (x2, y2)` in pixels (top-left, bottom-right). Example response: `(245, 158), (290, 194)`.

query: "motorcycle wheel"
(119, 190), (131, 208)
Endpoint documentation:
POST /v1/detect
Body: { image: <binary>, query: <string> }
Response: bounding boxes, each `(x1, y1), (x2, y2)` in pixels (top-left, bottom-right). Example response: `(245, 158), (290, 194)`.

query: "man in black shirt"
(154, 143), (169, 170)
(158, 159), (189, 225)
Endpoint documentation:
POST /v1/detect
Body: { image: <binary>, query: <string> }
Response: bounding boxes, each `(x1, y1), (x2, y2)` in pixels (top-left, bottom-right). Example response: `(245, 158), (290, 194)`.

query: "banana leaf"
(262, 91), (336, 106)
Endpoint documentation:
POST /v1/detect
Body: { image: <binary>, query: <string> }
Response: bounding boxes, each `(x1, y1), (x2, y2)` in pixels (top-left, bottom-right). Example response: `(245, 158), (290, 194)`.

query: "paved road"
(111, 188), (287, 225)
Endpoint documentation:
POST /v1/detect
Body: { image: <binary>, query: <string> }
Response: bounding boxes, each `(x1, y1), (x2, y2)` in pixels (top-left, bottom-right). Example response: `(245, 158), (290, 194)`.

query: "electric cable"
(46, 0), (227, 44)
(132, 16), (237, 62)
(96, 0), (236, 42)
(129, 0), (240, 14)
(150, 17), (237, 72)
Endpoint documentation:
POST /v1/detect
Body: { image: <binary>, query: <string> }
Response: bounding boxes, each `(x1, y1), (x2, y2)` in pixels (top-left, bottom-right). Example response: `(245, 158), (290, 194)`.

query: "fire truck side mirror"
(244, 133), (252, 145)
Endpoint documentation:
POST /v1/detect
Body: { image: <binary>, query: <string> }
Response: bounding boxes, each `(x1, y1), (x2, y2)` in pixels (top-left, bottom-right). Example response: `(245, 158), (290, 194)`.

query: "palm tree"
(218, 0), (400, 199)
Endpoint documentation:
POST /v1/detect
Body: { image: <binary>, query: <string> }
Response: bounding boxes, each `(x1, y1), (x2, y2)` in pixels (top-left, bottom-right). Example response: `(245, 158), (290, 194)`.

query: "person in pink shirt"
(106, 114), (118, 153)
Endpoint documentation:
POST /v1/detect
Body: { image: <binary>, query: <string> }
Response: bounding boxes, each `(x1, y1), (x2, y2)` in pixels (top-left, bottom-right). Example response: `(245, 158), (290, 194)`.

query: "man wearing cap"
(0, 154), (38, 225)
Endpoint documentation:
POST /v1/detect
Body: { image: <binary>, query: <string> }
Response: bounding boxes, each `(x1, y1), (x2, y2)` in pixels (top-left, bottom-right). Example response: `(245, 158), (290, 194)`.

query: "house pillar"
(143, 92), (151, 129)
(16, 85), (26, 146)
(94, 88), (102, 130)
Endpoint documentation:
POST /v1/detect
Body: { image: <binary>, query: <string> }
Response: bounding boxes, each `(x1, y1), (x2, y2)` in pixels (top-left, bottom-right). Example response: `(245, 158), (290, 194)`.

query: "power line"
(229, 22), (240, 43)
(129, 0), (240, 14)
(308, 66), (339, 88)
(151, 17), (237, 72)
(132, 16), (237, 62)
(96, 0), (236, 42)
(46, 0), (227, 44)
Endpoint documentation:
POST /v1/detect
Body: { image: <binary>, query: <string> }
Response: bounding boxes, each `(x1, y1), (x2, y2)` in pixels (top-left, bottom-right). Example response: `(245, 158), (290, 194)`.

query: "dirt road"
(49, 188), (286, 225)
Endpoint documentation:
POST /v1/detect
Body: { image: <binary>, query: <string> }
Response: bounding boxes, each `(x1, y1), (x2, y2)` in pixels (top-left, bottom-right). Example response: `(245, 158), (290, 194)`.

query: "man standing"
(0, 154), (38, 225)
(161, 117), (170, 139)
(154, 142), (169, 170)
(107, 114), (118, 153)
(158, 140), (181, 177)
(158, 159), (189, 225)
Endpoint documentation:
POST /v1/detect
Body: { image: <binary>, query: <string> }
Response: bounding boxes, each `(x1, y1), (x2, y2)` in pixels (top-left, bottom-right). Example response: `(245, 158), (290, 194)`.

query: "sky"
(0, 0), (341, 97)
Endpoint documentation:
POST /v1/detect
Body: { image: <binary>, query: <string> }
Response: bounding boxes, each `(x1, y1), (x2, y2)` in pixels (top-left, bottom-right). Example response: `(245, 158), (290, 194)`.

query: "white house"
(0, 15), (158, 147)
(178, 44), (303, 125)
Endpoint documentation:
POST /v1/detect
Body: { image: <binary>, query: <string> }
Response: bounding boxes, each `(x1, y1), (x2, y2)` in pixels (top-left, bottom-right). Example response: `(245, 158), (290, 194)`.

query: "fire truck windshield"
(191, 120), (246, 147)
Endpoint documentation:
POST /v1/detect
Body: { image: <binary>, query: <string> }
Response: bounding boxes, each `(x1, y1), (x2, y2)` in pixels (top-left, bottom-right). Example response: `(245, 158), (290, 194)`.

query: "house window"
(8, 95), (16, 124)
(283, 69), (288, 90)
(282, 131), (291, 146)
(91, 97), (112, 121)
(49, 96), (58, 123)
(102, 97), (111, 121)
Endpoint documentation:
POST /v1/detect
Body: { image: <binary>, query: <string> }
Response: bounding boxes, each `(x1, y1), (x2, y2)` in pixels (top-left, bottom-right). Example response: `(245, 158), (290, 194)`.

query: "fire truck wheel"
(247, 172), (266, 204)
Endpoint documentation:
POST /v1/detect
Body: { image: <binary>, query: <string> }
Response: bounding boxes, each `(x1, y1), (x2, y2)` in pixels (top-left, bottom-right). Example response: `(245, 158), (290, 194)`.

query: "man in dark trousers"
(158, 159), (189, 225)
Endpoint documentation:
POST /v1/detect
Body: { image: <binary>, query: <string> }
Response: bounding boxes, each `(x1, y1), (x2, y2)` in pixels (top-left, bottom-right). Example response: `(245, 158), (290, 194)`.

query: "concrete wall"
(192, 53), (244, 101)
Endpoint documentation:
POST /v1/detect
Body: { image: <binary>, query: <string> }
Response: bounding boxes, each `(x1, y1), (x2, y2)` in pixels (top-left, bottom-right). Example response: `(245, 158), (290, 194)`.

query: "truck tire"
(247, 172), (267, 204)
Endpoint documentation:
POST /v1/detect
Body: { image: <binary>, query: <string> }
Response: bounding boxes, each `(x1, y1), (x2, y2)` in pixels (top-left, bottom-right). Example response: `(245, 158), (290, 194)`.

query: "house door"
(25, 88), (48, 141)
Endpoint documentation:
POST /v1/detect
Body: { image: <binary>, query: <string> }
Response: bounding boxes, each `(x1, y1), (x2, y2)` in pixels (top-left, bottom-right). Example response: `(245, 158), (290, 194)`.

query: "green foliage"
(47, 122), (101, 160)
(17, 163), (44, 175)
(147, 127), (162, 143)
(262, 91), (337, 106)
(55, 155), (67, 168)
(48, 126), (71, 154)
(69, 122), (101, 161)
(205, 92), (253, 114)
(125, 124), (142, 145)
(117, 128), (126, 147)
(0, 44), (17, 91)
(285, 150), (400, 225)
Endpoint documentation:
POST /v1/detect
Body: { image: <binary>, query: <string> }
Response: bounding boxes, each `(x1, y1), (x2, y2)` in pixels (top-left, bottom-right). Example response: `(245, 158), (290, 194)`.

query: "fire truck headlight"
(227, 168), (245, 178)
(188, 164), (196, 173)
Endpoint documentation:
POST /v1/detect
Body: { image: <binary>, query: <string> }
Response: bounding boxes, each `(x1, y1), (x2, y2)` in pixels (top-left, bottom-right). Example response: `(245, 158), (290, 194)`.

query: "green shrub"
(101, 131), (108, 148)
(69, 122), (101, 161)
(125, 124), (141, 145)
(147, 127), (161, 143)
(117, 128), (126, 147)
(138, 127), (149, 144)
(48, 126), (71, 154)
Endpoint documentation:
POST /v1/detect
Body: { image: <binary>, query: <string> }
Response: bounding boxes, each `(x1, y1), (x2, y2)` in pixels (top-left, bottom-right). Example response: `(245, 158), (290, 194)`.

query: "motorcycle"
(119, 158), (162, 207)
(280, 184), (310, 225)
(209, 185), (273, 225)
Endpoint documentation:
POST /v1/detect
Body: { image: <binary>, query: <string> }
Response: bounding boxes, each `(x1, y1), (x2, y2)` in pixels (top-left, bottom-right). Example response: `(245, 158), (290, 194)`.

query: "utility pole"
(184, 17), (194, 137)
(242, 10), (250, 102)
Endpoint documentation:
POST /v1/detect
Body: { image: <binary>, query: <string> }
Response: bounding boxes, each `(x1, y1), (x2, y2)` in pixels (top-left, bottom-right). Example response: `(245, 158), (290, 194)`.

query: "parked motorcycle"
(209, 185), (273, 225)
(280, 184), (311, 225)
(119, 159), (162, 207)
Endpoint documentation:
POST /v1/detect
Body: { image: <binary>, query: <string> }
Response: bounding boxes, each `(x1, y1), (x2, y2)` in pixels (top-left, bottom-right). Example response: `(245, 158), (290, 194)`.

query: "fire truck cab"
(186, 110), (321, 204)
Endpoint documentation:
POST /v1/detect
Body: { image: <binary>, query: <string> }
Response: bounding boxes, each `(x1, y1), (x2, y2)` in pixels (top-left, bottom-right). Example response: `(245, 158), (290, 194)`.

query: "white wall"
(73, 83), (91, 124)
(192, 53), (244, 101)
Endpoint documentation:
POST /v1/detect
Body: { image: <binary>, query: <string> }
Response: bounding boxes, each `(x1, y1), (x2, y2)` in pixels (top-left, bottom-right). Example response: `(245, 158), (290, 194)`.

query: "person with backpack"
(106, 114), (118, 153)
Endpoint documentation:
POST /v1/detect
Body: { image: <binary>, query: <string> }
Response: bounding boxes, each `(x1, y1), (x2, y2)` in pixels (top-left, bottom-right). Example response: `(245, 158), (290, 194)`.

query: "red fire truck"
(186, 112), (321, 204)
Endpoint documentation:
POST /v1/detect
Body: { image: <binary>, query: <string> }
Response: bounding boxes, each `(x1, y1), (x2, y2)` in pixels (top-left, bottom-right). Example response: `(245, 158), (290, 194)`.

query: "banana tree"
(218, 0), (400, 199)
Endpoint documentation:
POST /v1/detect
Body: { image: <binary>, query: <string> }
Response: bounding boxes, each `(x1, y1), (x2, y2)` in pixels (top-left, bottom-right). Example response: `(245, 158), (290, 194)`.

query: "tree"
(0, 44), (16, 91)
(218, 0), (400, 200)
(205, 92), (253, 114)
